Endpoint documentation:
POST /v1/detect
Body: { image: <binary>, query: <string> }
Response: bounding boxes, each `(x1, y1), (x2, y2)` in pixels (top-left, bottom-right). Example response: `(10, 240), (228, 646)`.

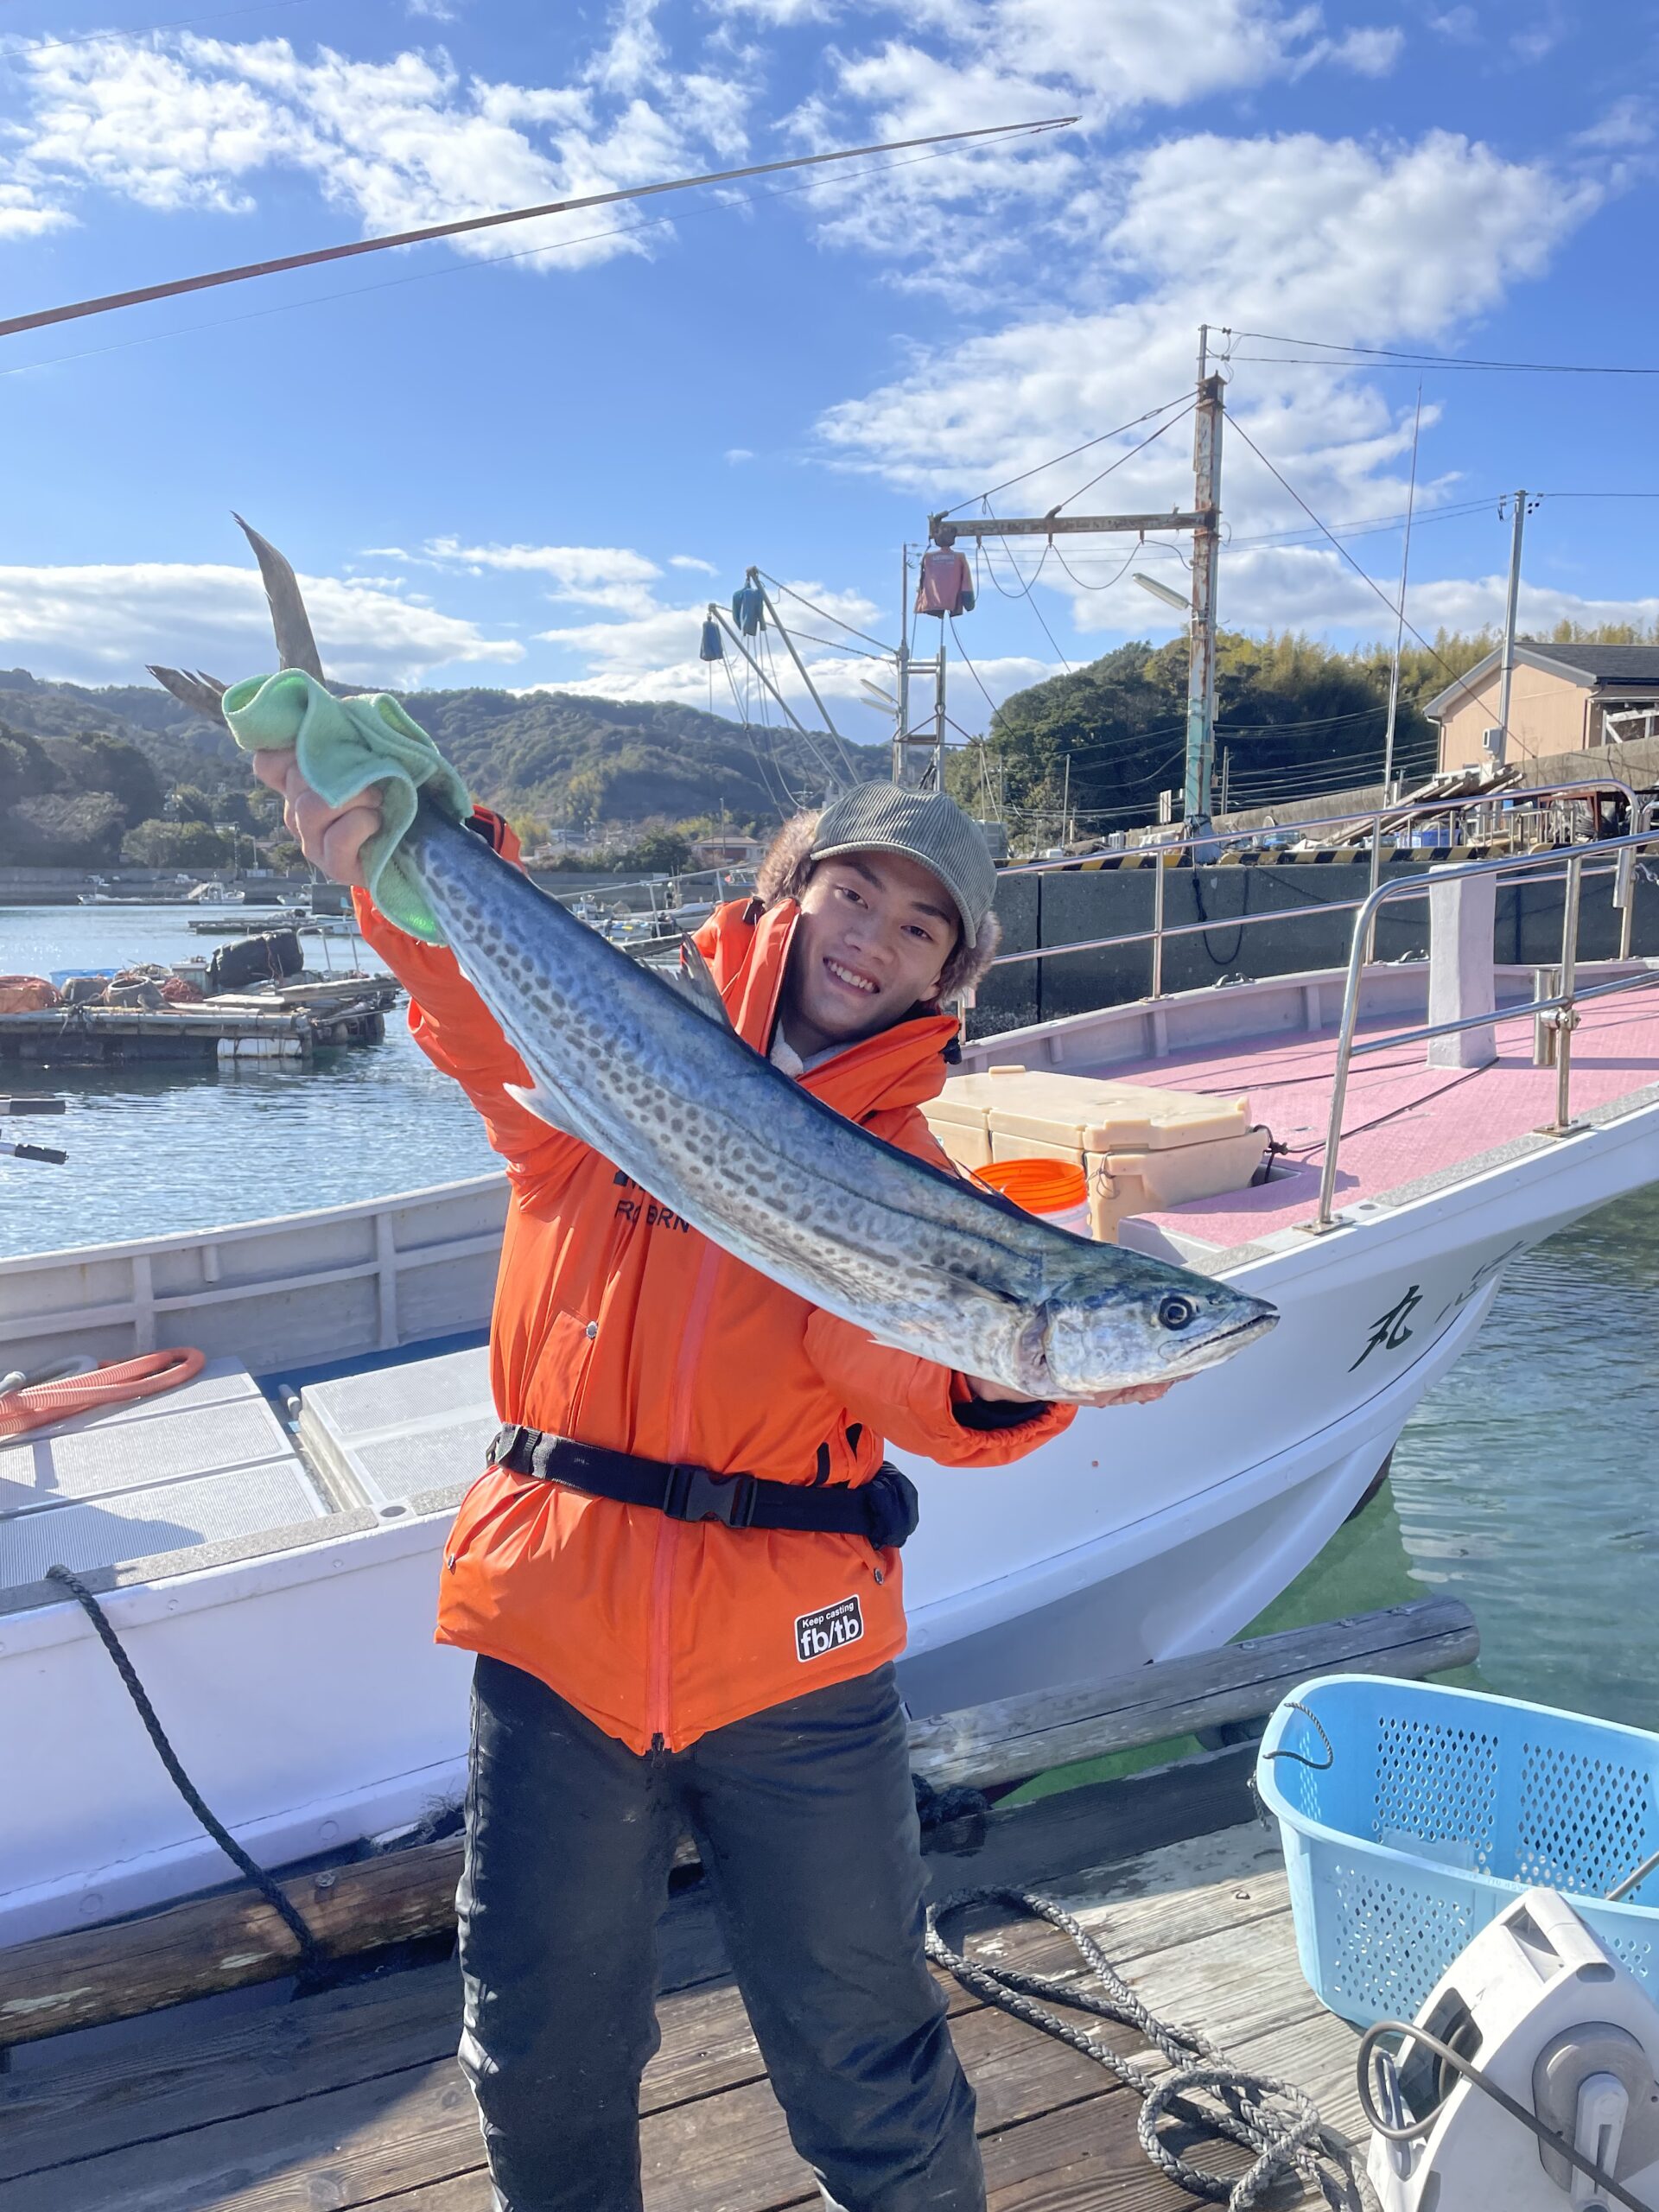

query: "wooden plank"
(907, 1597), (1478, 1790)
(0, 1720), (1261, 2050)
(0, 1826), (1287, 2182)
(6, 1894), (1319, 2212)
(0, 1845), (467, 2050)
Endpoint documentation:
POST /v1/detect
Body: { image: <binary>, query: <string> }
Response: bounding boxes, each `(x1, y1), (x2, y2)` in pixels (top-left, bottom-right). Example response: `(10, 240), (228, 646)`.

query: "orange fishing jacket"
(354, 823), (1072, 1751)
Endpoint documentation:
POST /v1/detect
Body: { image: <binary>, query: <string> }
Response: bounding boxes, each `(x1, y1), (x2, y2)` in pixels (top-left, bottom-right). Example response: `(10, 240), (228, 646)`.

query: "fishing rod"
(0, 116), (1077, 343)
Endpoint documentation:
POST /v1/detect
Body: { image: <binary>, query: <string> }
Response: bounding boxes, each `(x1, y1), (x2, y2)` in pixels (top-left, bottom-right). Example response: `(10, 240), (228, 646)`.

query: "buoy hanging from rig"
(699, 613), (724, 662)
(731, 580), (765, 637)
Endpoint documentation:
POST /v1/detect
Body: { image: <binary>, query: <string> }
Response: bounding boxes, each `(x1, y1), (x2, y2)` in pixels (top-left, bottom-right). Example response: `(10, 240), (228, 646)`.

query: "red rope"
(0, 1348), (207, 1440)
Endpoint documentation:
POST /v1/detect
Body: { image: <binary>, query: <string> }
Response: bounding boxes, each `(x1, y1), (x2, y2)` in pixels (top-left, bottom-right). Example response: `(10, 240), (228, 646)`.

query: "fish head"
(1029, 1251), (1278, 1397)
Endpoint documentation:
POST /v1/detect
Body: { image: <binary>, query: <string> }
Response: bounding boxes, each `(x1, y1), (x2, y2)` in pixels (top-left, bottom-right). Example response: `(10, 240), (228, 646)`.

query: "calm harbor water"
(0, 904), (497, 1257)
(4, 903), (1658, 1733)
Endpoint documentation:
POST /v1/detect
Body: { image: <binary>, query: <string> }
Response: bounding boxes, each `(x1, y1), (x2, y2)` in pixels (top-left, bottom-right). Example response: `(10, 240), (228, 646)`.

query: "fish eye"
(1158, 1294), (1197, 1332)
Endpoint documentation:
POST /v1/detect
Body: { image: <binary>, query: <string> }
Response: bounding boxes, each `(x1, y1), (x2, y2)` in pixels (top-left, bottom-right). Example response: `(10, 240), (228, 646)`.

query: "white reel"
(1364, 1888), (1659, 2212)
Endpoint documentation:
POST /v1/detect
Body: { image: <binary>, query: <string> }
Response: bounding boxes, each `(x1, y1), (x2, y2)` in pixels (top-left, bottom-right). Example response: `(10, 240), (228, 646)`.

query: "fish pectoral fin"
(661, 936), (734, 1028)
(504, 1077), (585, 1138)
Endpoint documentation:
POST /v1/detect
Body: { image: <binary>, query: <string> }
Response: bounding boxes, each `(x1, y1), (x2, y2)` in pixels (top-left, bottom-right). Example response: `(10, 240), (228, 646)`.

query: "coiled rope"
(925, 1886), (1378, 2211)
(0, 1348), (207, 1440)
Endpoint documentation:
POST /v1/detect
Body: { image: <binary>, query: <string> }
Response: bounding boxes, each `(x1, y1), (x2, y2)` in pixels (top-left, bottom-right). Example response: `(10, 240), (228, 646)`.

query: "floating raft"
(0, 1001), (388, 1066)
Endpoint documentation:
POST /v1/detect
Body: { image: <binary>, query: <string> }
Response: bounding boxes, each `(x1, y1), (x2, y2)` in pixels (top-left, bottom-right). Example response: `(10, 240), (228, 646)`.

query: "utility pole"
(894, 544), (912, 786)
(1185, 324), (1224, 829)
(928, 323), (1223, 841)
(1061, 753), (1071, 847)
(1492, 489), (1529, 766)
(1382, 385), (1422, 798)
(892, 540), (946, 791)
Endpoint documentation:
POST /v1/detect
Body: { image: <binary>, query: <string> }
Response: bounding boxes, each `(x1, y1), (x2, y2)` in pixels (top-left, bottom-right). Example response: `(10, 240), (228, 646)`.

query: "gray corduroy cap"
(808, 783), (998, 944)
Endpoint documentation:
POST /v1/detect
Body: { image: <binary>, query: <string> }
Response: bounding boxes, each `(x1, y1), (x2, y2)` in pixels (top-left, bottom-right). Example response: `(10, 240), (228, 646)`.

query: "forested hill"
(408, 690), (883, 837)
(959, 632), (1455, 839)
(0, 668), (884, 867)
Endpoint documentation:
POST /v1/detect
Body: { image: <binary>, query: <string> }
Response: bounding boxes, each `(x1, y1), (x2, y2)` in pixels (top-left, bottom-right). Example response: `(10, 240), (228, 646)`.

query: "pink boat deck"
(1083, 991), (1659, 1250)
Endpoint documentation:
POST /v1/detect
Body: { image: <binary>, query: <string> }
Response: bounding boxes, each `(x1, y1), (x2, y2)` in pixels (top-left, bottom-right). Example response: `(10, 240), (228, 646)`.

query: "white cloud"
(1211, 546), (1659, 642)
(709, 0), (838, 22)
(418, 537), (662, 607)
(0, 19), (749, 269)
(1575, 97), (1655, 153)
(1312, 25), (1403, 75)
(0, 181), (72, 238)
(725, 447), (754, 463)
(1430, 6), (1478, 37)
(669, 553), (718, 573)
(819, 129), (1592, 543)
(822, 0), (1376, 138)
(525, 565), (912, 721)
(0, 562), (519, 687)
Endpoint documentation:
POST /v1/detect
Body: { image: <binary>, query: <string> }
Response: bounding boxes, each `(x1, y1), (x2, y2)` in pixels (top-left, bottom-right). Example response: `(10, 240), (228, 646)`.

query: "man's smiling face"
(781, 849), (960, 1057)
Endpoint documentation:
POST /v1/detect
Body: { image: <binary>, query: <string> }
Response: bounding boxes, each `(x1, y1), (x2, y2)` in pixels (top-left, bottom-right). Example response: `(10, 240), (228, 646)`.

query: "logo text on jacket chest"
(611, 1170), (691, 1236)
(794, 1595), (864, 1664)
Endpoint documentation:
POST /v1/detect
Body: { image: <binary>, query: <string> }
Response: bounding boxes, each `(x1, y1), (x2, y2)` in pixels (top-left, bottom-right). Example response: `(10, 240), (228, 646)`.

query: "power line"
(1221, 326), (1659, 377)
(754, 570), (893, 655)
(3, 0), (316, 60)
(1048, 398), (1195, 514)
(1225, 495), (1499, 552)
(1049, 543), (1138, 594)
(1225, 413), (1501, 725)
(0, 114), (1077, 341)
(936, 391), (1194, 519)
(969, 543), (1072, 672)
(1217, 705), (1387, 736)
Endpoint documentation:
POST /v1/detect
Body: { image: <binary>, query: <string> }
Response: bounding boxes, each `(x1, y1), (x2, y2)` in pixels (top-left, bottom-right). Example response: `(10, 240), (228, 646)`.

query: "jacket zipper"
(645, 1238), (723, 1748)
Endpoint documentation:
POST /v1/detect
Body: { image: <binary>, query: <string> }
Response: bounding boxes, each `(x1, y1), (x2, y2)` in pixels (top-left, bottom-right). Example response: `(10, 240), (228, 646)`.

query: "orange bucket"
(973, 1158), (1088, 1221)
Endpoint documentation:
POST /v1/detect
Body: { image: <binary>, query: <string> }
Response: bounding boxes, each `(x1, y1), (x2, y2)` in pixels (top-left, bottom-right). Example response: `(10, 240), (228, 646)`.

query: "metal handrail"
(1007, 774), (1640, 883)
(1309, 828), (1659, 1230)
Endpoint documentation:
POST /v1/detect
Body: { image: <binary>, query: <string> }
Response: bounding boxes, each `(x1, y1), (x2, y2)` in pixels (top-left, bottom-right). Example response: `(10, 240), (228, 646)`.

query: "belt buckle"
(666, 1462), (753, 1528)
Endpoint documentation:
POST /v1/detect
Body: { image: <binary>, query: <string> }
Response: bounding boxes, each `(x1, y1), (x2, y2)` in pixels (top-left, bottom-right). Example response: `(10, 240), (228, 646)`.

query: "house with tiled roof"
(1427, 640), (1659, 771)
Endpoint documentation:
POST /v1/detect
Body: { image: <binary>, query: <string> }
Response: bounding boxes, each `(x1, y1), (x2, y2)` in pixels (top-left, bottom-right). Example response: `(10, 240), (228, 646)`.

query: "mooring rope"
(45, 1564), (330, 1990)
(925, 1885), (1380, 2211)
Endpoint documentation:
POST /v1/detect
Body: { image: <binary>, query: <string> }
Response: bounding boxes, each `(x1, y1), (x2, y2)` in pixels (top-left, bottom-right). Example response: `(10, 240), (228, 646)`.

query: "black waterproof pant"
(456, 1655), (983, 2212)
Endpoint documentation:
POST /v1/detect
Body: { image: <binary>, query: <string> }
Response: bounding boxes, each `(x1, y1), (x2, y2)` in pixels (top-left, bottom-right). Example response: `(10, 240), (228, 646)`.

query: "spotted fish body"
(404, 803), (1277, 1398)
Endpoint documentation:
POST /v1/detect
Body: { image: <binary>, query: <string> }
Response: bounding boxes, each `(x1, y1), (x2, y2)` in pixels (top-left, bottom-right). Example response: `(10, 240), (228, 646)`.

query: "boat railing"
(1308, 827), (1659, 1230)
(987, 777), (1648, 1000)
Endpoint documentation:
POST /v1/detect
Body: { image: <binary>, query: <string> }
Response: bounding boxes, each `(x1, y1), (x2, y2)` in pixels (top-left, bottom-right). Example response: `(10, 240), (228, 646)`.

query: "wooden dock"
(0, 1596), (1478, 2210)
(0, 1751), (1371, 2212)
(0, 1001), (388, 1066)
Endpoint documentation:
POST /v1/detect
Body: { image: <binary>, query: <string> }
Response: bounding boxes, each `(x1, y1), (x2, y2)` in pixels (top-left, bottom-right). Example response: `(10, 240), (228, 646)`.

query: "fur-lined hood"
(754, 809), (1002, 1000)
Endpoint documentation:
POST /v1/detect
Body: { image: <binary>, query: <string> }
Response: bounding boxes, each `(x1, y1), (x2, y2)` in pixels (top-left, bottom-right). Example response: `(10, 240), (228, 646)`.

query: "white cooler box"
(924, 1067), (1265, 1243)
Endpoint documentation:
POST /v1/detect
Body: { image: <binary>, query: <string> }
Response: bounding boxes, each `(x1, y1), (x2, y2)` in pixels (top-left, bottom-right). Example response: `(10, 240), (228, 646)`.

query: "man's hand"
(250, 748), (383, 887)
(965, 1374), (1176, 1410)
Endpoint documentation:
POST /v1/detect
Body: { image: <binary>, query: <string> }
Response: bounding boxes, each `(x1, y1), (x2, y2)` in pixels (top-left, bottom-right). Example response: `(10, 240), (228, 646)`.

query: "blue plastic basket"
(1255, 1675), (1659, 2027)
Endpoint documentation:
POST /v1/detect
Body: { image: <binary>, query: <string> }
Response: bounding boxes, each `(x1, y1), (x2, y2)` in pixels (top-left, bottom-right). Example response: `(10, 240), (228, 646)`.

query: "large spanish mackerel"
(152, 523), (1276, 1399)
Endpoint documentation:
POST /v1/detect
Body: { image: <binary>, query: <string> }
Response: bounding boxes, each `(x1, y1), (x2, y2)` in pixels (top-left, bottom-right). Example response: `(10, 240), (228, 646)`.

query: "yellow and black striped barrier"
(1039, 842), (1508, 872)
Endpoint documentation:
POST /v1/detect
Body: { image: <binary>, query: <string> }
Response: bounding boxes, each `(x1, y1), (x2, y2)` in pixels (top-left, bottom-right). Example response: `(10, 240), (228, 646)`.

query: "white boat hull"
(3, 963), (1656, 1948)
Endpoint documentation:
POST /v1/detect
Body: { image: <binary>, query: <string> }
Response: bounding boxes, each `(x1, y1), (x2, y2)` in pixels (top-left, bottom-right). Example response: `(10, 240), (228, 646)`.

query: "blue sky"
(0, 0), (1655, 746)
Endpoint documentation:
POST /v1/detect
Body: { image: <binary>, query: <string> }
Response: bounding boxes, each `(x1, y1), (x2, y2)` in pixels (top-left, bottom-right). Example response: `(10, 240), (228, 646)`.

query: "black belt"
(487, 1424), (919, 1550)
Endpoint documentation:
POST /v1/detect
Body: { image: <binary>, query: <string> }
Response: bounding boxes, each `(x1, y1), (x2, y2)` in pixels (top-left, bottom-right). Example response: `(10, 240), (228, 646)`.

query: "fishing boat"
(2, 788), (1656, 1949)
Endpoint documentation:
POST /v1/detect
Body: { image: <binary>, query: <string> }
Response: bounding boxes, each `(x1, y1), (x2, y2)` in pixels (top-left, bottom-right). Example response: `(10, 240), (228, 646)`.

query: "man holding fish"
(232, 620), (1271, 2212)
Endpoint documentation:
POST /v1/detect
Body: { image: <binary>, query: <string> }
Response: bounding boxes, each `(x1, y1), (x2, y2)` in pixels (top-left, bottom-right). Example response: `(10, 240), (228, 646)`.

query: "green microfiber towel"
(221, 669), (472, 944)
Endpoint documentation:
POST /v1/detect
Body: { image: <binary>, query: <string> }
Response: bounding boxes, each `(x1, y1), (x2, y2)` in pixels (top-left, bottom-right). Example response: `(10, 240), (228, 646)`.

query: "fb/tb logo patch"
(794, 1595), (864, 1663)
